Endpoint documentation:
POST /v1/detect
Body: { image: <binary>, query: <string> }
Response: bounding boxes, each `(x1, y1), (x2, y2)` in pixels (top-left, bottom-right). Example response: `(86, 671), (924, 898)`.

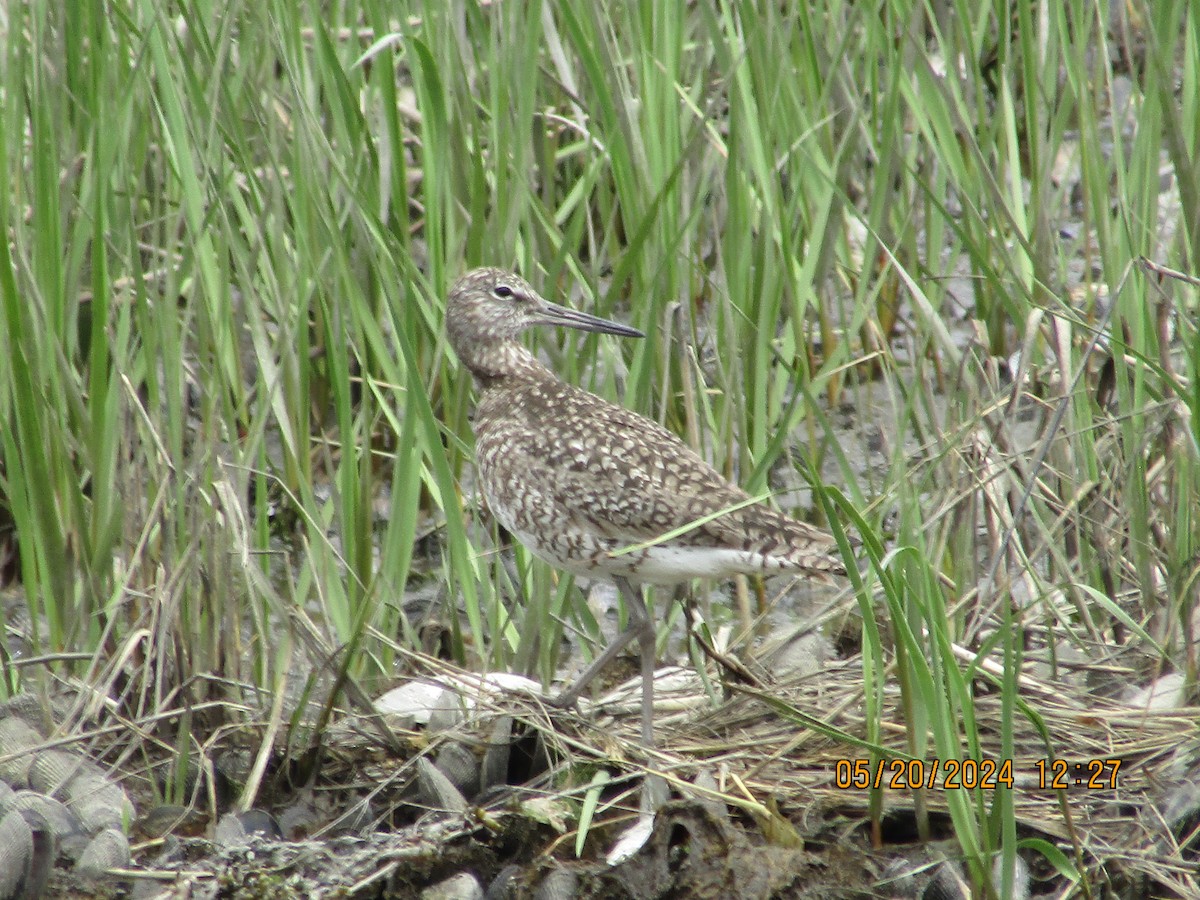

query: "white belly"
(508, 525), (787, 585)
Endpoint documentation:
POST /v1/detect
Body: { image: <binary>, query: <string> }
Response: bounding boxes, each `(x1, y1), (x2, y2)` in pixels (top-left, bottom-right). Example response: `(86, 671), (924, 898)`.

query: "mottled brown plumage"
(446, 267), (844, 746)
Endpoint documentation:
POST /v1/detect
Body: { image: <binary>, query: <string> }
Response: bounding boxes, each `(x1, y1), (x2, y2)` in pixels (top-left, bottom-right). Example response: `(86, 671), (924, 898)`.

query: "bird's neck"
(461, 340), (551, 388)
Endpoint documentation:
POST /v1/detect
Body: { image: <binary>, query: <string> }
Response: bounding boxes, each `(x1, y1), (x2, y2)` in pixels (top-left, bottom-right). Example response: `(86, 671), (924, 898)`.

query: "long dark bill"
(533, 300), (644, 339)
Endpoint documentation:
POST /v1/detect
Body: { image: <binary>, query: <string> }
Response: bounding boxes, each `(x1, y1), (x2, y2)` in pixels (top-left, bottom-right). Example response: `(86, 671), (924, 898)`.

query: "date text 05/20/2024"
(833, 758), (1122, 791)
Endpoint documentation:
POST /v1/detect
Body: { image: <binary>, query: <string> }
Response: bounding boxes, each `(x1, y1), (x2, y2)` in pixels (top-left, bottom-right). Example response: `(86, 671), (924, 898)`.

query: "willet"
(447, 268), (845, 747)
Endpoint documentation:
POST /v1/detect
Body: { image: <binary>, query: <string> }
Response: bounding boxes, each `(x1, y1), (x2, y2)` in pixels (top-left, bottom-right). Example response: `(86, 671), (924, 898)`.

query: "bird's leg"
(551, 578), (666, 807)
(617, 577), (670, 809)
(551, 577), (656, 738)
(612, 576), (658, 749)
(551, 619), (639, 710)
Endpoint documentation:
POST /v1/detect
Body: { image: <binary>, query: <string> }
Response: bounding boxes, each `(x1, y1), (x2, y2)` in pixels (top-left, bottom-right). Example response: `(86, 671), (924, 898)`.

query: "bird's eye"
(493, 285), (514, 299)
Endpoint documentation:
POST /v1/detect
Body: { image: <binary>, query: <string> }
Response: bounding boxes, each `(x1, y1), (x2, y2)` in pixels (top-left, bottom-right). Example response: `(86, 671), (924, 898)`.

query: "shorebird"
(446, 267), (845, 747)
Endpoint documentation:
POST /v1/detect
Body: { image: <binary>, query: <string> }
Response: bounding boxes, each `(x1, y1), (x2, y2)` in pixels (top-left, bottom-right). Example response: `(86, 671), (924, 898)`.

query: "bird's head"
(446, 267), (642, 375)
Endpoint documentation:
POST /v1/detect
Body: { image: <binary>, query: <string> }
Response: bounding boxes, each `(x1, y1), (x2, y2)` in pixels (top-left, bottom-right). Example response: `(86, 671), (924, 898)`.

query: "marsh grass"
(0, 0), (1196, 893)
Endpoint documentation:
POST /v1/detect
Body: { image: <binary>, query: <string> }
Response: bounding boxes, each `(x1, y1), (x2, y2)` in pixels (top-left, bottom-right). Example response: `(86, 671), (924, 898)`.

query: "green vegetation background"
(0, 2), (1195, 890)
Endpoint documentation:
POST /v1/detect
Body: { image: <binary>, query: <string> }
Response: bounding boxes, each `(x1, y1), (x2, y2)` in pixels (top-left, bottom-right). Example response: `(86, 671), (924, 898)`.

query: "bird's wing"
(499, 381), (841, 569)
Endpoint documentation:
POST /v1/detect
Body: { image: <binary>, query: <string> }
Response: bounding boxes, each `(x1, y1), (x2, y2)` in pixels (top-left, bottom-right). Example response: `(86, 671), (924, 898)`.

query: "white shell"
(1124, 672), (1188, 710)
(420, 872), (484, 900)
(417, 873), (482, 900)
(606, 812), (655, 866)
(375, 673), (544, 729)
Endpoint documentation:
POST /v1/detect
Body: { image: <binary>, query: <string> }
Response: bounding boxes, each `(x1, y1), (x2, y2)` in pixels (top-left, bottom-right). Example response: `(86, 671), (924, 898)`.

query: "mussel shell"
(67, 781), (131, 835)
(75, 827), (131, 877)
(479, 717), (514, 793)
(484, 864), (521, 900)
(28, 749), (94, 797)
(213, 809), (283, 845)
(3, 790), (85, 844)
(0, 717), (44, 787)
(533, 866), (579, 900)
(0, 810), (33, 900)
(416, 757), (468, 813)
(0, 694), (51, 726)
(435, 741), (481, 800)
(922, 862), (969, 900)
